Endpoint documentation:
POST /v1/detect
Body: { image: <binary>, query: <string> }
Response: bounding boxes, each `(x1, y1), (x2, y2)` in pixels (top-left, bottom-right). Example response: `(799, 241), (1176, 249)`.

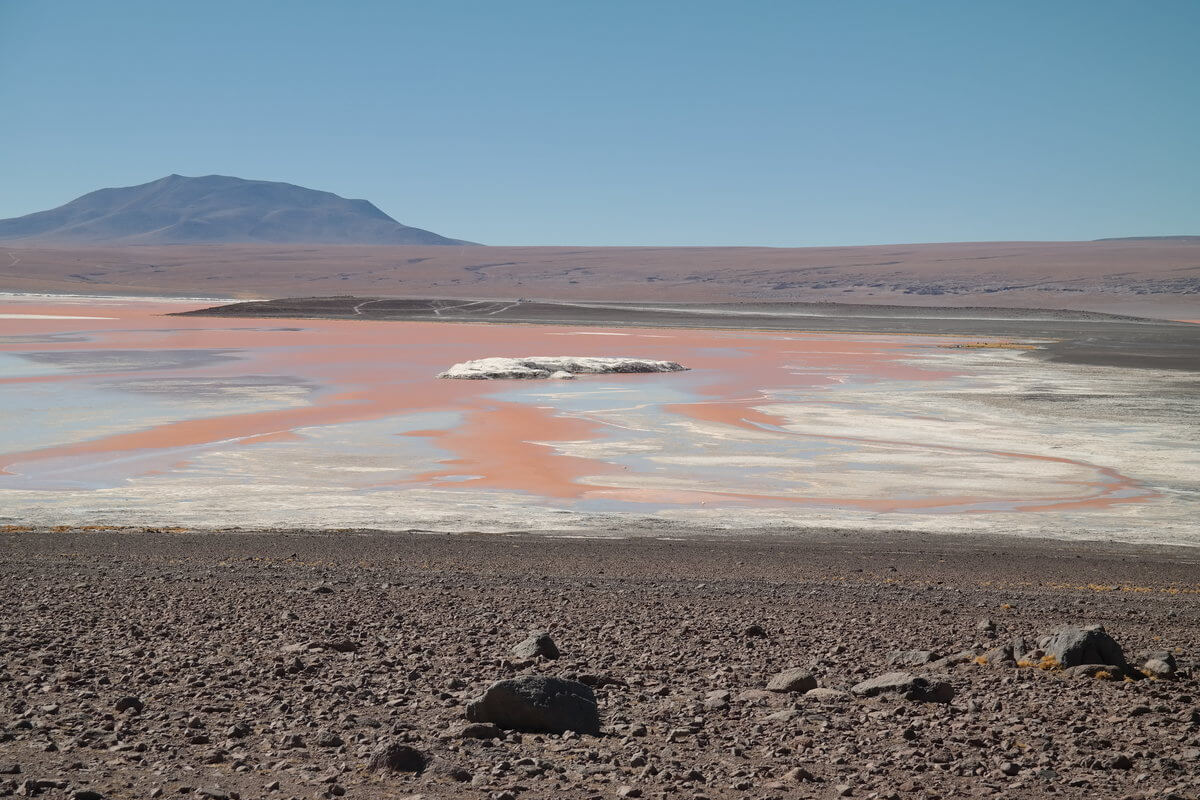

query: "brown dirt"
(3, 238), (1199, 318)
(2, 527), (1197, 799)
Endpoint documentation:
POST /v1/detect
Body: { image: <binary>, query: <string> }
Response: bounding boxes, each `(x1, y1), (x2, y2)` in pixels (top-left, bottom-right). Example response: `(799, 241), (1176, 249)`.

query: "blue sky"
(1, 1), (1196, 246)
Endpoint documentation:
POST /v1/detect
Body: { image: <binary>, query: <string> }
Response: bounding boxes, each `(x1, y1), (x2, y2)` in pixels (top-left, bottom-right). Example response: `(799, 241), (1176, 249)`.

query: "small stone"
(850, 672), (954, 703)
(1000, 761), (1021, 776)
(887, 649), (940, 667)
(316, 730), (344, 748)
(766, 708), (802, 722)
(368, 742), (427, 773)
(511, 630), (560, 660)
(784, 766), (816, 782)
(1141, 652), (1177, 679)
(279, 733), (305, 749)
(766, 668), (818, 693)
(452, 722), (501, 739)
(983, 645), (1015, 665)
(113, 696), (143, 714)
(1063, 664), (1126, 680)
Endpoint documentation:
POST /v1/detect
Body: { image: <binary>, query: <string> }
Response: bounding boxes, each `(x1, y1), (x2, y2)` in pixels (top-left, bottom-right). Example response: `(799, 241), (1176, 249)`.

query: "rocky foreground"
(1, 527), (1197, 800)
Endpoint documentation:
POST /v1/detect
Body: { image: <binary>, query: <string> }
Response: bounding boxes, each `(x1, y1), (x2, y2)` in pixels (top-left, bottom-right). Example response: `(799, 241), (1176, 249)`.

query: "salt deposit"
(437, 356), (687, 380)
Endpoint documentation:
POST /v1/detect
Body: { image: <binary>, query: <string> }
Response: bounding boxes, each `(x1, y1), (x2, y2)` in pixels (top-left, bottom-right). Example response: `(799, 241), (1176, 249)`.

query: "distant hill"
(0, 174), (475, 245)
(1093, 235), (1200, 242)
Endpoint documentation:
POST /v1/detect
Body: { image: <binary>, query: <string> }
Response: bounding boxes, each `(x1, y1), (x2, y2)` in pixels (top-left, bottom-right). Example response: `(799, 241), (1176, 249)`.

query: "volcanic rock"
(1063, 664), (1127, 680)
(450, 722), (501, 740)
(512, 631), (559, 660)
(1141, 651), (1177, 679)
(887, 649), (940, 666)
(113, 696), (143, 714)
(765, 668), (818, 693)
(1043, 625), (1127, 668)
(465, 676), (600, 735)
(850, 672), (954, 703)
(367, 742), (427, 773)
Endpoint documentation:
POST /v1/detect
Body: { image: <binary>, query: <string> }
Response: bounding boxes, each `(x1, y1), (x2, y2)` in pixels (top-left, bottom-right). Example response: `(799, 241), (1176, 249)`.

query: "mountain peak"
(0, 175), (475, 245)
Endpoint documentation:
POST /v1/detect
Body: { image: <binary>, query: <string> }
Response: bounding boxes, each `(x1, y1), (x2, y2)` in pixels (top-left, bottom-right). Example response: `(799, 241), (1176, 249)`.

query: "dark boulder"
(466, 676), (600, 735)
(850, 672), (954, 703)
(113, 696), (143, 714)
(367, 742), (427, 773)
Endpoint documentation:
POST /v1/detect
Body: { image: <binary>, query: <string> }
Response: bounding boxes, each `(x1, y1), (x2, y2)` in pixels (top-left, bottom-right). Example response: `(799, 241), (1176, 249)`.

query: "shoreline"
(175, 296), (1200, 372)
(7, 521), (1200, 563)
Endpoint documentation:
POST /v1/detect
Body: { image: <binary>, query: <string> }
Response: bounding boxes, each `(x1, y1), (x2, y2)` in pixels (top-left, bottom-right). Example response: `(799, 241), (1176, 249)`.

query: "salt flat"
(1, 294), (1195, 543)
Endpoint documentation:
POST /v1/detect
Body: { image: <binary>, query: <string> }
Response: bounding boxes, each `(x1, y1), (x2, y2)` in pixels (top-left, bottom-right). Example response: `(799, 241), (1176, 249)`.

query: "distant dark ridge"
(176, 296), (1170, 324)
(1092, 235), (1200, 242)
(174, 296), (1200, 372)
(0, 174), (477, 245)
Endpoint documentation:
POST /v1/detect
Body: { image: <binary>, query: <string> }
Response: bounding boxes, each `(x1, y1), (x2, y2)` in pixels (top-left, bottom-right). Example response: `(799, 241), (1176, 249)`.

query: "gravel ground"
(1, 527), (1198, 800)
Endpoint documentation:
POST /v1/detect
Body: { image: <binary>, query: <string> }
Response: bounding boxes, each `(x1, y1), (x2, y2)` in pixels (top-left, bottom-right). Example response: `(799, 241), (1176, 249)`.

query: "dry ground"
(4, 238), (1198, 318)
(1, 527), (1198, 800)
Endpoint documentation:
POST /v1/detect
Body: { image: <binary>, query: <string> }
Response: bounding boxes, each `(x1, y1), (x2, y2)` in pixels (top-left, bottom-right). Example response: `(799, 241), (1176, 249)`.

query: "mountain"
(0, 174), (475, 245)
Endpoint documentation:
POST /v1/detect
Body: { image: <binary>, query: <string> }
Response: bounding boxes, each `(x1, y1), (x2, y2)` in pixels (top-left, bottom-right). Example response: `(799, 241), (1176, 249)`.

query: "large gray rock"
(850, 672), (954, 703)
(1141, 651), (1177, 679)
(766, 668), (818, 693)
(512, 631), (560, 660)
(1043, 625), (1127, 668)
(466, 676), (600, 735)
(887, 649), (940, 667)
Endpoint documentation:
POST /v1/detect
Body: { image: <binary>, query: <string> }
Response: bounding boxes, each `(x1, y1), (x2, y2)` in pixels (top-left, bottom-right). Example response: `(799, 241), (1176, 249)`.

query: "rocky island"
(437, 356), (688, 380)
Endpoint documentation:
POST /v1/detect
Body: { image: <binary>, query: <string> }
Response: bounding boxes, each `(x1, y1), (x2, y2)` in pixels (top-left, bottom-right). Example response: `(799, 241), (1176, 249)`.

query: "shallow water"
(0, 295), (1161, 524)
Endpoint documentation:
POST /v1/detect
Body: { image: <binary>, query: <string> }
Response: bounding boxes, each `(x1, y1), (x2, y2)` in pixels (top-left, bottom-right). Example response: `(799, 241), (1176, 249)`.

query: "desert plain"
(1, 246), (1199, 800)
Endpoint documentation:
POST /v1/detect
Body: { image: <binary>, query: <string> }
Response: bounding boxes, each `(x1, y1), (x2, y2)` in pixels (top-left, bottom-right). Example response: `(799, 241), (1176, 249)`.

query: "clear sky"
(1, 1), (1196, 246)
